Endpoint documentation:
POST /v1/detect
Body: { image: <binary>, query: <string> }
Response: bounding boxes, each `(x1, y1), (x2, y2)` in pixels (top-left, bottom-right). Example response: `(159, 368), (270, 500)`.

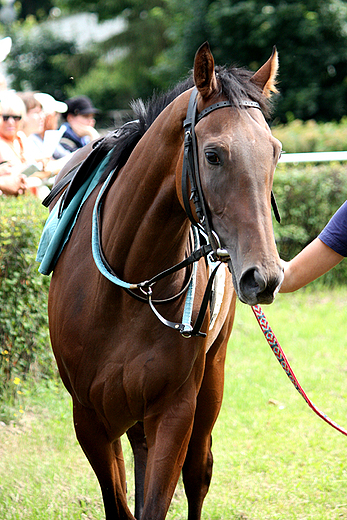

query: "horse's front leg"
(127, 422), (147, 519)
(140, 383), (199, 520)
(73, 400), (135, 520)
(182, 316), (234, 520)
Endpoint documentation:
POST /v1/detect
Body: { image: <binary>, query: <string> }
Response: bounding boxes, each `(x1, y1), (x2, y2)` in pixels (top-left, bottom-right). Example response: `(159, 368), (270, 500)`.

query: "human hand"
(0, 173), (27, 196)
(69, 119), (99, 140)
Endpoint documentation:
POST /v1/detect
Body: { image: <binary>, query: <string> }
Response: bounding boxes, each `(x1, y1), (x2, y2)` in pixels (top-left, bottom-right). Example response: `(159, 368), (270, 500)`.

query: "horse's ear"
(194, 42), (218, 98)
(250, 46), (279, 98)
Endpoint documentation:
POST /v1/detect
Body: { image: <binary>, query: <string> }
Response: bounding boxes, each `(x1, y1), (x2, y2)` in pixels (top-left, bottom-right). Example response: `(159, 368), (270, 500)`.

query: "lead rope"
(252, 305), (347, 437)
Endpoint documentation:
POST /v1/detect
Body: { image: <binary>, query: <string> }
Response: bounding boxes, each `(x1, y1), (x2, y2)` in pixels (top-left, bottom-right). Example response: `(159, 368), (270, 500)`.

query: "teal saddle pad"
(36, 151), (112, 275)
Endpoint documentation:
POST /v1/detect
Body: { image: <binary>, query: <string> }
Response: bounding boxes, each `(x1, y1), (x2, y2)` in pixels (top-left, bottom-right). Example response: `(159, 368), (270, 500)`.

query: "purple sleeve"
(318, 200), (347, 256)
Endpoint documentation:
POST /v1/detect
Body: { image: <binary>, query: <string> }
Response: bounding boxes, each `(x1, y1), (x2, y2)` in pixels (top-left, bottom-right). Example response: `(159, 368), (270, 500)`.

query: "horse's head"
(185, 43), (283, 305)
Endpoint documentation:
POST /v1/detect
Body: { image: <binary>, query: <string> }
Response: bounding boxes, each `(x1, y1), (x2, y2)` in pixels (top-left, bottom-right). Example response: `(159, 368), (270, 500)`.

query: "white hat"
(34, 92), (68, 114)
(0, 37), (11, 62)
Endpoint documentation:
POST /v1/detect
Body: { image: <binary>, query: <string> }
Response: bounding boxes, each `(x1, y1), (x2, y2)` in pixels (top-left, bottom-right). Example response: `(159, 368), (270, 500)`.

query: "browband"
(196, 99), (261, 123)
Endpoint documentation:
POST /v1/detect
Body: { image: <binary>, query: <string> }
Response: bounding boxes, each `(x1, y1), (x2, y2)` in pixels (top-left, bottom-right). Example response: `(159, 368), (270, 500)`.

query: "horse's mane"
(100, 64), (273, 180)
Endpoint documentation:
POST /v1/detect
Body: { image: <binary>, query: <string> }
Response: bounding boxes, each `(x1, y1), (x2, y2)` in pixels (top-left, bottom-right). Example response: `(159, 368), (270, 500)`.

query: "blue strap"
(91, 169), (137, 290)
(181, 227), (199, 331)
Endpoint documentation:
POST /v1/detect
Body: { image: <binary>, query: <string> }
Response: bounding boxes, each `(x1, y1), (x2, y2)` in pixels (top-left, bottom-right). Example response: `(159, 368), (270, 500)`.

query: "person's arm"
(279, 237), (344, 293)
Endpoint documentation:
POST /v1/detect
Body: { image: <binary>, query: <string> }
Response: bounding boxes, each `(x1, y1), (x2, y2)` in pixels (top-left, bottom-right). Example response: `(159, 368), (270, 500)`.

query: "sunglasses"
(1, 114), (22, 121)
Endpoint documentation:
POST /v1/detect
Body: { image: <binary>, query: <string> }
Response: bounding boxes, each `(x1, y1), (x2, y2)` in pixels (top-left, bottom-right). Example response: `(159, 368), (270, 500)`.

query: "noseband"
(181, 88), (280, 262)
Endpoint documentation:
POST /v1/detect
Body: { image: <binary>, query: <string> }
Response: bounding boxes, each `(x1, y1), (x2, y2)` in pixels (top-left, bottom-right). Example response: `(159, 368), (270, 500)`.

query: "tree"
(4, 0), (347, 121)
(4, 20), (79, 101)
(16, 0), (54, 21)
(55, 0), (347, 122)
(61, 1), (173, 107)
(161, 0), (347, 122)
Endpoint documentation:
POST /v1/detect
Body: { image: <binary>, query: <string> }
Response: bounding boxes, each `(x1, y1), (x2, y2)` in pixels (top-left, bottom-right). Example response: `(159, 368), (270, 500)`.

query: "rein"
(252, 305), (347, 437)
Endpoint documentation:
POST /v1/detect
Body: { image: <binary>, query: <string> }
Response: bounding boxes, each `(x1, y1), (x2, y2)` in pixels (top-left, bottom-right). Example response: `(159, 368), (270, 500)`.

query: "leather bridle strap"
(196, 98), (261, 123)
(182, 88), (223, 258)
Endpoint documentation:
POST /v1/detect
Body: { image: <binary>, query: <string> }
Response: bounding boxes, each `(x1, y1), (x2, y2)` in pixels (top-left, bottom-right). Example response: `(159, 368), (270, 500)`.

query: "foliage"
(273, 162), (347, 285)
(52, 0), (347, 122)
(4, 0), (347, 120)
(4, 18), (78, 101)
(208, 0), (347, 123)
(15, 0), (55, 21)
(65, 2), (173, 106)
(272, 117), (347, 153)
(159, 0), (347, 123)
(0, 194), (53, 412)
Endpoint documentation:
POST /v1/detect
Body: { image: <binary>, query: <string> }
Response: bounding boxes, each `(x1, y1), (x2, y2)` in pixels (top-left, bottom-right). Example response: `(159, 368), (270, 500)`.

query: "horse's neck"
(101, 95), (191, 281)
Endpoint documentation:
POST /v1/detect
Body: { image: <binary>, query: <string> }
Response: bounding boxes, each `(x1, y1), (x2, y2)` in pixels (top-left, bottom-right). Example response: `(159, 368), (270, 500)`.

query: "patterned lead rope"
(252, 304), (347, 437)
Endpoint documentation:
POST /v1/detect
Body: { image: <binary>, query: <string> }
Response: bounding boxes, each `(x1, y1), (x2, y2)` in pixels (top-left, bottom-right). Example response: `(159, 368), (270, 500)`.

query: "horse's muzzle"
(238, 266), (283, 305)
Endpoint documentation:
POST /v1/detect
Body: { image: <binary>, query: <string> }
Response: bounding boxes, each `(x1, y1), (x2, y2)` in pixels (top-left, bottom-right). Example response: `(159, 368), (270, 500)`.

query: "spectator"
(18, 91), (45, 140)
(0, 91), (39, 173)
(27, 92), (70, 167)
(34, 92), (67, 134)
(16, 92), (76, 197)
(57, 95), (100, 157)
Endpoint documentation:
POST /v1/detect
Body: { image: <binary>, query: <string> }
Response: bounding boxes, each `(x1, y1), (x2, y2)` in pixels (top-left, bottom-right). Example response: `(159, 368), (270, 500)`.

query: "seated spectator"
(16, 93), (72, 188)
(0, 91), (51, 197)
(18, 91), (45, 140)
(0, 91), (39, 173)
(57, 95), (100, 157)
(34, 93), (67, 130)
(25, 92), (72, 175)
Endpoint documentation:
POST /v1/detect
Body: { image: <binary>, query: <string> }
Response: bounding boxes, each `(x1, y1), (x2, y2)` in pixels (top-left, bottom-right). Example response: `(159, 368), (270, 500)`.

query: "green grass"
(1, 289), (347, 519)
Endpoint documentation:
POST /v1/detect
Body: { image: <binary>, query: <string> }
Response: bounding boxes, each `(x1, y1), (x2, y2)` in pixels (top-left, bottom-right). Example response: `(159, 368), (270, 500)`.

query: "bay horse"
(46, 42), (283, 519)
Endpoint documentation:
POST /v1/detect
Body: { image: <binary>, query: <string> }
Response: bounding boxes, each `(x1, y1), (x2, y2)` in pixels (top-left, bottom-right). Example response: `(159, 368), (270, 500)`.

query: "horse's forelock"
(216, 65), (273, 118)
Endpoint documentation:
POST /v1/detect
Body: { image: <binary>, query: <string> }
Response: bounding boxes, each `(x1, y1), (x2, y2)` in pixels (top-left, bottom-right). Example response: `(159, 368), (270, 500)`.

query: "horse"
(45, 42), (283, 519)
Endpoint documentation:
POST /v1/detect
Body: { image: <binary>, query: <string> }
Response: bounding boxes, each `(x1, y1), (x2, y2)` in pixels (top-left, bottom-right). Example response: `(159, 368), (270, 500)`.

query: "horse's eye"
(205, 151), (221, 165)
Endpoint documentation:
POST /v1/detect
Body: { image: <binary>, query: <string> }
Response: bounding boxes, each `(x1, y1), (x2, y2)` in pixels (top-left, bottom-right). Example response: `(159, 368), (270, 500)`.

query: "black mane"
(100, 64), (272, 180)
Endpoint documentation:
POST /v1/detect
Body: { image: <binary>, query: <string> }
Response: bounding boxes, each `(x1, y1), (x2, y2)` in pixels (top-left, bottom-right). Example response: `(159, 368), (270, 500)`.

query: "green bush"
(0, 194), (54, 415)
(272, 118), (347, 153)
(273, 162), (347, 285)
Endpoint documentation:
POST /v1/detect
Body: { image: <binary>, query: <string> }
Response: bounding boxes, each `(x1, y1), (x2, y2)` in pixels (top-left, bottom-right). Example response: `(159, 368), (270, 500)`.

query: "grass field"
(1, 289), (347, 519)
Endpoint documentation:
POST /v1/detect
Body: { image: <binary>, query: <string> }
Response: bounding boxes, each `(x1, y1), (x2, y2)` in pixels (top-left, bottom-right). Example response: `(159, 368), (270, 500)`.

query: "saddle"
(42, 136), (109, 210)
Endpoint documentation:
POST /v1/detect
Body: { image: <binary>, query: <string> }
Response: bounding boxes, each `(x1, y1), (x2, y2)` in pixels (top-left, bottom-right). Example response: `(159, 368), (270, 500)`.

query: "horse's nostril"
(239, 268), (267, 304)
(240, 268), (265, 295)
(253, 269), (266, 293)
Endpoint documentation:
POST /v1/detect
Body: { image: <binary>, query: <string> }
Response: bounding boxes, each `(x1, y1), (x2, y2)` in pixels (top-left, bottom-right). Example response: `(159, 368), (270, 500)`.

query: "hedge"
(0, 194), (53, 417)
(273, 162), (347, 285)
(272, 118), (347, 153)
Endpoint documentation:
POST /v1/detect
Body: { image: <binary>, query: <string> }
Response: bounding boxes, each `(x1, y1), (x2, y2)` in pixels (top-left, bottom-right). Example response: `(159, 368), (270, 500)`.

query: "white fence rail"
(279, 151), (347, 163)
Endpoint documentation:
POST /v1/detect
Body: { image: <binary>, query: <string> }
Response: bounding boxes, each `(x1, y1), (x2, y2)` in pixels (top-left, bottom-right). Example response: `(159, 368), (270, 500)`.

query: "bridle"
(181, 87), (280, 262)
